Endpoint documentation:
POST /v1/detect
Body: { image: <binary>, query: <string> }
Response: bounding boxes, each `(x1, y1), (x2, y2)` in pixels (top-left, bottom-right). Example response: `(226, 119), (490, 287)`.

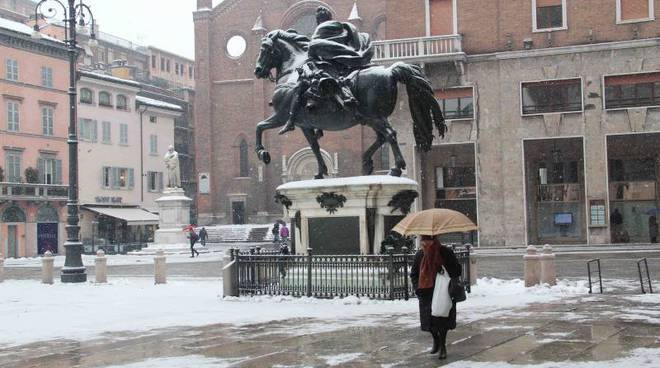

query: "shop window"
(604, 72), (660, 109)
(533, 0), (566, 31)
(436, 87), (474, 120)
(521, 78), (582, 115)
(617, 0), (654, 23)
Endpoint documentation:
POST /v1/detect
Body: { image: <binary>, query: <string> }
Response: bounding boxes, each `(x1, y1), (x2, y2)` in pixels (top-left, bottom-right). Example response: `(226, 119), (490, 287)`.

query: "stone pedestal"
(138, 188), (206, 255)
(276, 176), (419, 255)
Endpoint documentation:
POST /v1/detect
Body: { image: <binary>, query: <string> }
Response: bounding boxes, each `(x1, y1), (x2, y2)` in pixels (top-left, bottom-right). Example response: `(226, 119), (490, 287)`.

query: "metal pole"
(61, 0), (86, 282)
(306, 247), (312, 297)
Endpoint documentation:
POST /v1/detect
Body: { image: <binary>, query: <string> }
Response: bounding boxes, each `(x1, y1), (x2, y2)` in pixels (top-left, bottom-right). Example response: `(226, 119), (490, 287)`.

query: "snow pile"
(320, 353), (363, 366)
(104, 355), (242, 368)
(445, 348), (660, 368)
(0, 277), (589, 346)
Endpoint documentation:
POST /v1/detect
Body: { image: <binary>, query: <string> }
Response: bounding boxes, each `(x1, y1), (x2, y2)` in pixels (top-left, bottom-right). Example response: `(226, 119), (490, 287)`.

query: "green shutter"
(55, 159), (62, 184)
(37, 158), (45, 184)
(158, 172), (163, 191)
(92, 120), (98, 142)
(128, 168), (134, 188)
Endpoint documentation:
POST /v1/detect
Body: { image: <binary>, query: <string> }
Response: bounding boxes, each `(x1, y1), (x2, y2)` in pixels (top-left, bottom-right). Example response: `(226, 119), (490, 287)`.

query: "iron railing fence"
(232, 245), (471, 300)
(587, 259), (603, 294)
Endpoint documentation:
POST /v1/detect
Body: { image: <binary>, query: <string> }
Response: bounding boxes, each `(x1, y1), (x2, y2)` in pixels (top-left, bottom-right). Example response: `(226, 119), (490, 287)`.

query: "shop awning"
(84, 207), (159, 225)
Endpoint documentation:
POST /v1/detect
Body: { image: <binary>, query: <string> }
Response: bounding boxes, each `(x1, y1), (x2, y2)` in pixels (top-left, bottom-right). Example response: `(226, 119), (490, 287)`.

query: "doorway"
(37, 223), (59, 254)
(7, 225), (18, 258)
(232, 201), (245, 224)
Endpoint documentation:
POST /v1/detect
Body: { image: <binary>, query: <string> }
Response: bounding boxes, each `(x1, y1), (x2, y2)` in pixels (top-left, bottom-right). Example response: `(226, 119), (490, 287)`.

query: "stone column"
(539, 244), (556, 286)
(95, 250), (108, 283)
(42, 251), (54, 285)
(523, 245), (540, 287)
(0, 253), (4, 283)
(154, 250), (167, 284)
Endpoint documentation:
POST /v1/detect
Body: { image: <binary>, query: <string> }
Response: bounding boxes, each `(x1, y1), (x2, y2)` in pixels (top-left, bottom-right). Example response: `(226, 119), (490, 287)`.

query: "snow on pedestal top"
(277, 175), (418, 191)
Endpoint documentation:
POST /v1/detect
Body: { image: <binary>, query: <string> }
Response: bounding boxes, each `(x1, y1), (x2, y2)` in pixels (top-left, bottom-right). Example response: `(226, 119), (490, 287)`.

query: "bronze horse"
(254, 30), (446, 179)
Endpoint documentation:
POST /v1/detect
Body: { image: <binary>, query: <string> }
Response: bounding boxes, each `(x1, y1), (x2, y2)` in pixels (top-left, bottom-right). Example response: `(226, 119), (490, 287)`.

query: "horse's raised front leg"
(302, 128), (328, 179)
(255, 114), (285, 165)
(361, 131), (386, 175)
(369, 119), (406, 177)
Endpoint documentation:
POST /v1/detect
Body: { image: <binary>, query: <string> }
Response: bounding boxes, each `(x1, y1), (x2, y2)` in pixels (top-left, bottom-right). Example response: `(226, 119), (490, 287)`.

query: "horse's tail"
(390, 62), (445, 152)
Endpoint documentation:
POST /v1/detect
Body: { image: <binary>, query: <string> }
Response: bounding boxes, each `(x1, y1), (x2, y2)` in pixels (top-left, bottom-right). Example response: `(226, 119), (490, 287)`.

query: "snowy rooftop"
(0, 17), (61, 43)
(136, 96), (183, 112)
(79, 71), (141, 87)
(277, 175), (418, 191)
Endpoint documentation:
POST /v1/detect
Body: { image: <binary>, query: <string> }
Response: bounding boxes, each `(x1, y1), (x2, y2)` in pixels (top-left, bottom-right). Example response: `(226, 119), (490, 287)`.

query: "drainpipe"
(138, 104), (148, 204)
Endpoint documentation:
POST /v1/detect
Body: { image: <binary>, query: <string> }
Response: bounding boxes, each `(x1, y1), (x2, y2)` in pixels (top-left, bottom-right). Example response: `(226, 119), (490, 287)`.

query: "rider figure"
(279, 6), (373, 135)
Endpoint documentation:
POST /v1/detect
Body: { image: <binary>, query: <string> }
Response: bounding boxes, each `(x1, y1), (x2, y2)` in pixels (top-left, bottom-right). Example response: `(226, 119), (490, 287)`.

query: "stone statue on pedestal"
(164, 145), (180, 188)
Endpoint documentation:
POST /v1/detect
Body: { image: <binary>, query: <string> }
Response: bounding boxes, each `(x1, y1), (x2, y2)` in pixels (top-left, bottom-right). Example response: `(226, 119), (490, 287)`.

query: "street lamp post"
(32, 0), (97, 283)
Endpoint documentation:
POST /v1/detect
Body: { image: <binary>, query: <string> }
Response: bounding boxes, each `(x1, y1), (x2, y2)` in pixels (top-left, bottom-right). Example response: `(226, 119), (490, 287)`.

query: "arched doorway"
(2, 205), (26, 258)
(287, 147), (335, 182)
(37, 205), (60, 254)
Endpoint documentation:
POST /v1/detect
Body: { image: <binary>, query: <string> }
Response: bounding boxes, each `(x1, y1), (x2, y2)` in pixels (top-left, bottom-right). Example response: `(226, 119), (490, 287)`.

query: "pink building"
(0, 18), (70, 258)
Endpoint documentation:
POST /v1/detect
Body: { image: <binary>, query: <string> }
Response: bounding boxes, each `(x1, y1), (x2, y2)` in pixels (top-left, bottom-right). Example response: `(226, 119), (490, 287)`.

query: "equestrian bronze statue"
(254, 6), (446, 179)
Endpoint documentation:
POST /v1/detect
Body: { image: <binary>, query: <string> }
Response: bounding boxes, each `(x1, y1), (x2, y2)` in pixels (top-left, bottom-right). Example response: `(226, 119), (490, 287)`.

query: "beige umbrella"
(392, 208), (477, 236)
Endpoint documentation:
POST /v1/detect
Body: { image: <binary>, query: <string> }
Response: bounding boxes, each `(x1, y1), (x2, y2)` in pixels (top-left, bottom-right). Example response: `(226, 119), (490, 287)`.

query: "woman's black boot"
(438, 345), (447, 360)
(429, 332), (440, 354)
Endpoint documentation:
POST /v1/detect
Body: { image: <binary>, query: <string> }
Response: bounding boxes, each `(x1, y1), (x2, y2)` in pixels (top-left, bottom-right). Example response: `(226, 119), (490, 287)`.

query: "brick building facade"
(195, 0), (659, 247)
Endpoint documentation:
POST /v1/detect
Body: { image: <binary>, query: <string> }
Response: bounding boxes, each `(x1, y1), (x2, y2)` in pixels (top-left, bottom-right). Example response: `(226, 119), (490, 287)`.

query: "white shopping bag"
(431, 266), (452, 317)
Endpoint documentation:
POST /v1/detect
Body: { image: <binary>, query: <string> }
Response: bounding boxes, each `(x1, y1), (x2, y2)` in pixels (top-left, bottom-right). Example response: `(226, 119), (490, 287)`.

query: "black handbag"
(449, 277), (467, 302)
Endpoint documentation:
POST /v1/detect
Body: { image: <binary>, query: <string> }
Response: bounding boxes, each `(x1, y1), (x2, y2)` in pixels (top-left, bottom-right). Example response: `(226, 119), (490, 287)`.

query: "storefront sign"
(95, 196), (123, 204)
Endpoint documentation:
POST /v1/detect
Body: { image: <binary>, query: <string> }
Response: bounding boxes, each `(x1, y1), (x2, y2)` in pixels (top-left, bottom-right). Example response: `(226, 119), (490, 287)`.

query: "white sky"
(81, 0), (203, 60)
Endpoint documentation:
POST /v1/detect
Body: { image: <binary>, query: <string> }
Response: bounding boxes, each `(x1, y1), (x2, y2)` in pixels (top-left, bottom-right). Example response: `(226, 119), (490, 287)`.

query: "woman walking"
(410, 235), (462, 360)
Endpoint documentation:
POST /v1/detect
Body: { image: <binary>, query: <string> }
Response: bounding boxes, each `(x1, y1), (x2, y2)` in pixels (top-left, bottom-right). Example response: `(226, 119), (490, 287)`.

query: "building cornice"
(0, 78), (68, 94)
(467, 38), (660, 63)
(0, 28), (69, 60)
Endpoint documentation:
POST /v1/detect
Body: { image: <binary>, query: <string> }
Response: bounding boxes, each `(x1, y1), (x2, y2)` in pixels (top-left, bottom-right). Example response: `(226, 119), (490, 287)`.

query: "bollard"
(523, 245), (541, 287)
(540, 244), (556, 286)
(0, 252), (4, 283)
(154, 250), (167, 284)
(42, 250), (54, 285)
(95, 249), (108, 283)
(469, 250), (478, 287)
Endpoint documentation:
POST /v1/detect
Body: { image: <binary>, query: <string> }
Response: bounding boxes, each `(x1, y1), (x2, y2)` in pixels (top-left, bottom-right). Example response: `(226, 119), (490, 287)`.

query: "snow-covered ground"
(95, 348), (660, 368)
(2, 252), (226, 268)
(0, 277), (589, 347)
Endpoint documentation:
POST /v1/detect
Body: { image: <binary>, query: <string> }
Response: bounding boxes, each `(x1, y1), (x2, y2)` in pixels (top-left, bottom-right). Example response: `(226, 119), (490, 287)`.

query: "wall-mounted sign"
(95, 196), (122, 204)
(589, 199), (606, 226)
(199, 173), (210, 194)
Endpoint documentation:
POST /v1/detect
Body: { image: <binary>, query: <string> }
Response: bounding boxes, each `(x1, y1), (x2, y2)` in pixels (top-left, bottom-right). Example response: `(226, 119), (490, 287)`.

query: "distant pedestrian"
(649, 216), (658, 243)
(280, 223), (289, 243)
(279, 241), (290, 278)
(188, 226), (200, 257)
(272, 222), (280, 243)
(410, 235), (462, 361)
(199, 227), (208, 246)
(610, 209), (624, 243)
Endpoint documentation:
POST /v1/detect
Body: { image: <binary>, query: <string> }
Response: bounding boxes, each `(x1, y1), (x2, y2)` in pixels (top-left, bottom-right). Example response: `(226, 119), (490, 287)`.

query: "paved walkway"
(1, 291), (658, 367)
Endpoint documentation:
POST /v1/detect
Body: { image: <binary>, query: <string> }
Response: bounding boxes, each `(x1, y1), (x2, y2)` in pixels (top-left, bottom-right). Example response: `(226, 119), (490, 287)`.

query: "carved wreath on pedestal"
(274, 191), (292, 210)
(316, 192), (347, 214)
(388, 190), (419, 215)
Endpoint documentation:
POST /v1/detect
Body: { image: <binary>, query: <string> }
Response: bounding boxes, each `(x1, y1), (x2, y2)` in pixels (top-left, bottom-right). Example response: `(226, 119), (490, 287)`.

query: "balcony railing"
(0, 182), (68, 201)
(372, 34), (465, 63)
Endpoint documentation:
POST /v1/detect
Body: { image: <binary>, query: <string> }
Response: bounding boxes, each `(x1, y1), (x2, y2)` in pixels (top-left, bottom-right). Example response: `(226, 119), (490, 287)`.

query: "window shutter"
(101, 167), (106, 187)
(92, 120), (98, 142)
(55, 159), (62, 184)
(37, 158), (45, 184)
(112, 168), (119, 188)
(128, 168), (134, 188)
(159, 172), (163, 191)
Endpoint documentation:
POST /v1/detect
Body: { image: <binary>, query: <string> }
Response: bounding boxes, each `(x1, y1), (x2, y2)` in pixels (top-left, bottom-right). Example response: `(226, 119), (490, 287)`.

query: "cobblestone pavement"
(1, 290), (658, 367)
